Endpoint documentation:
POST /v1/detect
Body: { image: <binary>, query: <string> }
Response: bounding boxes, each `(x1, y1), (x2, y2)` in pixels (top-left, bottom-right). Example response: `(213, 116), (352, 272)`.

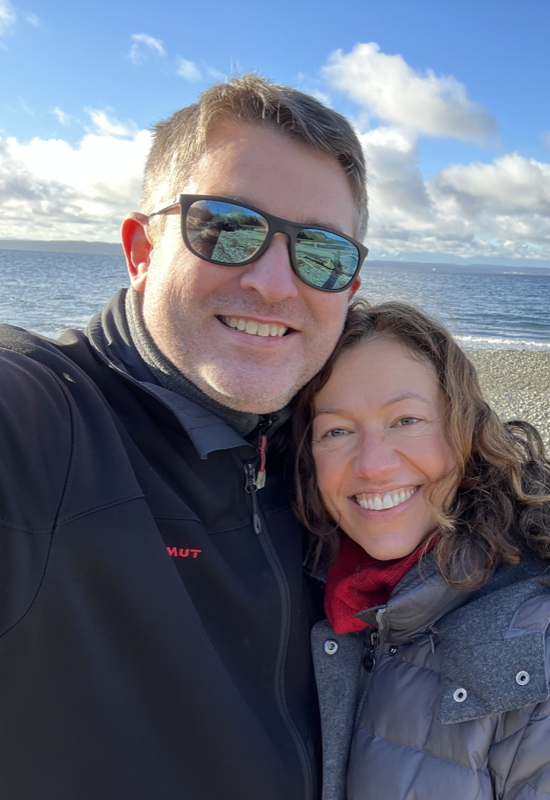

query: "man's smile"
(218, 315), (290, 337)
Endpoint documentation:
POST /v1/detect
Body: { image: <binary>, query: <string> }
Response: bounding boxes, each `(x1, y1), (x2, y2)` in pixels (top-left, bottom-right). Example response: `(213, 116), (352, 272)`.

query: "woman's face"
(312, 337), (456, 560)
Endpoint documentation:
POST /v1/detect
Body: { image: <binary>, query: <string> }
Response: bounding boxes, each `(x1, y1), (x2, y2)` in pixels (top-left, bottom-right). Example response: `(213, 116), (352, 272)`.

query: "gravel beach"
(465, 350), (550, 450)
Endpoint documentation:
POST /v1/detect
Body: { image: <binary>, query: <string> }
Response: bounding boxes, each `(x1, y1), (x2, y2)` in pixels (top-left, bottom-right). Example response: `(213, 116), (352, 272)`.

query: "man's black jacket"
(0, 291), (322, 800)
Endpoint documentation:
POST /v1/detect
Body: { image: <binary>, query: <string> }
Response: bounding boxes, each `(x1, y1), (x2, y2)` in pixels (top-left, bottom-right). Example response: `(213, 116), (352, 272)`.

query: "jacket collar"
(354, 554), (550, 723)
(86, 289), (256, 460)
(436, 565), (550, 723)
(354, 554), (476, 643)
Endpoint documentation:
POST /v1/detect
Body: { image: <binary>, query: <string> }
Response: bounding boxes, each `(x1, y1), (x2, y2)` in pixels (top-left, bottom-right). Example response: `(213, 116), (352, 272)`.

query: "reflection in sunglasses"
(172, 195), (366, 292)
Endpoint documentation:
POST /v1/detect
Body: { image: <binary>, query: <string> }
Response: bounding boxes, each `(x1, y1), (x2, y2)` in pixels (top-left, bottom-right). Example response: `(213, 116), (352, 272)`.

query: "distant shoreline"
(2, 241), (550, 275)
(0, 240), (123, 256)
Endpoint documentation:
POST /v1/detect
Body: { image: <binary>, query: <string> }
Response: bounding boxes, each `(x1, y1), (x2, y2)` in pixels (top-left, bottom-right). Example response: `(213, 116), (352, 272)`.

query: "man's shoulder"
(0, 322), (91, 370)
(0, 322), (112, 400)
(0, 322), (115, 448)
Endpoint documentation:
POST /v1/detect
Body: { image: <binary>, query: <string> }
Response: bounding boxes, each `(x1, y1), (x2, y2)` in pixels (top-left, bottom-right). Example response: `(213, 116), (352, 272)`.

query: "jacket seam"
(493, 708), (543, 787)
(361, 729), (480, 773)
(524, 784), (550, 797)
(0, 518), (54, 534)
(58, 493), (146, 526)
(0, 365), (76, 638)
(0, 530), (54, 640)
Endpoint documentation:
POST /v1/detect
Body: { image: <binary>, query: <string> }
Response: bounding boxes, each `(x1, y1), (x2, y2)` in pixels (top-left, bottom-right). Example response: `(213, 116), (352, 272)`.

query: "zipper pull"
(244, 462), (262, 535)
(256, 434), (267, 489)
(256, 415), (272, 490)
(363, 630), (379, 673)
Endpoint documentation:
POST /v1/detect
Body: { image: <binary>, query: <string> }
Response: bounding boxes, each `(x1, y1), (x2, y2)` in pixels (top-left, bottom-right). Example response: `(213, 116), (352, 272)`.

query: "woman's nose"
(353, 432), (400, 479)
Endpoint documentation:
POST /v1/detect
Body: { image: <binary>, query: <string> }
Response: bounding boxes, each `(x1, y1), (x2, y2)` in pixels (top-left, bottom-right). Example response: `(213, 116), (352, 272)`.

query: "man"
(0, 75), (368, 799)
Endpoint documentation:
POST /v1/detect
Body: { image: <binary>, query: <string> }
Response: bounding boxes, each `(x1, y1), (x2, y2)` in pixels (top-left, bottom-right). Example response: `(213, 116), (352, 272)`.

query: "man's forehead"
(170, 121), (356, 234)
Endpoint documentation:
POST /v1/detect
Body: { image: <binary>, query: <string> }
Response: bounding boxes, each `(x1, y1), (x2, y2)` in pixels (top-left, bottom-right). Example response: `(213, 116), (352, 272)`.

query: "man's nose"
(239, 233), (300, 301)
(353, 432), (400, 479)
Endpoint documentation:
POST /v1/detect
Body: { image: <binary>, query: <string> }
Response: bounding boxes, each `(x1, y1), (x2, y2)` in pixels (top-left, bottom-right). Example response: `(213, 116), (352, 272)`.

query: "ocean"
(1, 249), (549, 350)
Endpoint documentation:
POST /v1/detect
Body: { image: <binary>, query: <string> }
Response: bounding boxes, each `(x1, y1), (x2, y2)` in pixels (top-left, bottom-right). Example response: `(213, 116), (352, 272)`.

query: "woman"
(294, 300), (550, 800)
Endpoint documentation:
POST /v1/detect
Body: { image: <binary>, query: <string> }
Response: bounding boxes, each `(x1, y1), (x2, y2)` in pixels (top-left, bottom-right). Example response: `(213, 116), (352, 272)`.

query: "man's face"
(125, 122), (360, 413)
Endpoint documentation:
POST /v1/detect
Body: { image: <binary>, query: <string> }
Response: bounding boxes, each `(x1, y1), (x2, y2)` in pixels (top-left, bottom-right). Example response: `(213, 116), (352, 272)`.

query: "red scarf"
(325, 536), (436, 634)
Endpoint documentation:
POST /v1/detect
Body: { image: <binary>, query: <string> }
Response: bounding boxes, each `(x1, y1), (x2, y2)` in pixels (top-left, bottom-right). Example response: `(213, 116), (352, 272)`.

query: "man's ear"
(121, 213), (153, 292)
(348, 275), (361, 301)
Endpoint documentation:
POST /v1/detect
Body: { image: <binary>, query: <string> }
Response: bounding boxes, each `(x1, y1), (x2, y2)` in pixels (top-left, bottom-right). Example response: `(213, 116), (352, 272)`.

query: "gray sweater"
(312, 554), (550, 800)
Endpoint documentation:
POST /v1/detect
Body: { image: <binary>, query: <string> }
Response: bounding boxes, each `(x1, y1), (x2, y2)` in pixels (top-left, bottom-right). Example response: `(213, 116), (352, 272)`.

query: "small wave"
(455, 334), (550, 352)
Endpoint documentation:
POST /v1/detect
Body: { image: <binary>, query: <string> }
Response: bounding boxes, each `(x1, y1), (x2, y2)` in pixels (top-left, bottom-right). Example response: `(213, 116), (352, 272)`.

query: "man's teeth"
(356, 487), (418, 511)
(222, 316), (288, 337)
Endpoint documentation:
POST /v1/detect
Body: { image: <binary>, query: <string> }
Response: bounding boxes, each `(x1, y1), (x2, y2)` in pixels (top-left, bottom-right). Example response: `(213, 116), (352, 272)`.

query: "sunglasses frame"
(149, 194), (368, 293)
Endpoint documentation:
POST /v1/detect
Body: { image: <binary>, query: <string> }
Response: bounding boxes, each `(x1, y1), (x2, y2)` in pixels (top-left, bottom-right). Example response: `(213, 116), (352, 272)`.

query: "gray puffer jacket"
(312, 555), (550, 800)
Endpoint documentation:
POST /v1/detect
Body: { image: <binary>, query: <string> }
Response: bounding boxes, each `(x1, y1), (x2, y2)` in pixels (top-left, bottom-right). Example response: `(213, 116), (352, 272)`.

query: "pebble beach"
(466, 350), (550, 451)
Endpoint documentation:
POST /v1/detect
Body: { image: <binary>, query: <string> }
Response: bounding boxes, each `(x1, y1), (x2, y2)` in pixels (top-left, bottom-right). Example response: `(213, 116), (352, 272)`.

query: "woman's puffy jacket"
(312, 555), (550, 800)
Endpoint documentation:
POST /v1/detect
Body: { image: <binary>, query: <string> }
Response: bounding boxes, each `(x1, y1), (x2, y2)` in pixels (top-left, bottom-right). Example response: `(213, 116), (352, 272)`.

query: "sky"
(1, 0), (550, 265)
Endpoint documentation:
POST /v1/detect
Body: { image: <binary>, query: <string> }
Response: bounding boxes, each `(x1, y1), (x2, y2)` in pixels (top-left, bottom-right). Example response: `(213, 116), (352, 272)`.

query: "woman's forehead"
(315, 338), (440, 404)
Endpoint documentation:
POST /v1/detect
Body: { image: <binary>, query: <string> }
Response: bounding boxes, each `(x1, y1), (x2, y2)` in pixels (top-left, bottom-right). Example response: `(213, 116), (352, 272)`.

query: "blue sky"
(2, 0), (550, 265)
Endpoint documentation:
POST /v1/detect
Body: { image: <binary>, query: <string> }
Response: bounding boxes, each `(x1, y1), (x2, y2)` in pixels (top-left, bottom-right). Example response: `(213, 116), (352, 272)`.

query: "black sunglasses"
(149, 194), (368, 293)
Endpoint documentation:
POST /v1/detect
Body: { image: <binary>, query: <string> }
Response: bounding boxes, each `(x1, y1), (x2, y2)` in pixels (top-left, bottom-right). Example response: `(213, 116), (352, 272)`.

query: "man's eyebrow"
(224, 194), (346, 234)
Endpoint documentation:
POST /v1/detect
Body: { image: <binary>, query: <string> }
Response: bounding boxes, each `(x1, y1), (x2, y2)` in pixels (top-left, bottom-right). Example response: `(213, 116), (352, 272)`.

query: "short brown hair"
(142, 73), (368, 239)
(293, 299), (550, 589)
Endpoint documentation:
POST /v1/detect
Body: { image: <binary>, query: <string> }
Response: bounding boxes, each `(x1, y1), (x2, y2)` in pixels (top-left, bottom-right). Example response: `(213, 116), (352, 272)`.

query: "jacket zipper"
(244, 462), (262, 534)
(242, 421), (314, 799)
(362, 630), (380, 672)
(354, 608), (388, 727)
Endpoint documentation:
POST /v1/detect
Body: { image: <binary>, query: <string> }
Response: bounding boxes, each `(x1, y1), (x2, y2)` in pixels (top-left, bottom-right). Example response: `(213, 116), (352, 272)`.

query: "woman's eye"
(396, 417), (419, 427)
(322, 428), (349, 438)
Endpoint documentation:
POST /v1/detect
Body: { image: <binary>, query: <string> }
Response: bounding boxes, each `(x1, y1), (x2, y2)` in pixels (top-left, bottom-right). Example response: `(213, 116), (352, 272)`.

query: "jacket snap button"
(453, 688), (468, 702)
(389, 645), (398, 655)
(516, 670), (530, 685)
(324, 640), (339, 655)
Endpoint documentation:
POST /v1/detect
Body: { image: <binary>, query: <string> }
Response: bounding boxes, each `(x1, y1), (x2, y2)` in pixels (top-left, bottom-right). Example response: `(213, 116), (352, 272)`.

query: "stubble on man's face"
(140, 123), (360, 414)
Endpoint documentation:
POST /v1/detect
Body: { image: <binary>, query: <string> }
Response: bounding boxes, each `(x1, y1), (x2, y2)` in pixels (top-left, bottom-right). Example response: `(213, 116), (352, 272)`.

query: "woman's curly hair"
(293, 299), (550, 589)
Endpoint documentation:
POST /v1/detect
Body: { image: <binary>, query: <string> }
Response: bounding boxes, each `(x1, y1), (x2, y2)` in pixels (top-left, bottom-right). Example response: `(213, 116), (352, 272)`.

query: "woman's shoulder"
(436, 557), (550, 724)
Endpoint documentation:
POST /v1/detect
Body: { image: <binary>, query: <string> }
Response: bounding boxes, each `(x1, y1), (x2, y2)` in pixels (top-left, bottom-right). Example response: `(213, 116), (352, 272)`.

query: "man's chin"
(199, 373), (297, 414)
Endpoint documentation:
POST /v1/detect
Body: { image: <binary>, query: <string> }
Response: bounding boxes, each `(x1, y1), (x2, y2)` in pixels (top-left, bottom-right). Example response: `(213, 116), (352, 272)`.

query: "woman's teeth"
(355, 487), (418, 511)
(221, 316), (288, 337)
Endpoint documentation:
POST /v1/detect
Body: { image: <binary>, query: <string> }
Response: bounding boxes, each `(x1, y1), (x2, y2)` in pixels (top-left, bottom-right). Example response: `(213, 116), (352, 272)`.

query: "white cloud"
(360, 126), (433, 232)
(316, 42), (550, 262)
(86, 108), (137, 138)
(0, 116), (152, 241)
(542, 132), (550, 149)
(51, 107), (73, 126)
(432, 154), (550, 217)
(25, 13), (39, 26)
(0, 0), (16, 36)
(361, 130), (550, 261)
(176, 57), (201, 82)
(323, 42), (496, 141)
(18, 97), (33, 116)
(206, 66), (225, 80)
(129, 33), (166, 65)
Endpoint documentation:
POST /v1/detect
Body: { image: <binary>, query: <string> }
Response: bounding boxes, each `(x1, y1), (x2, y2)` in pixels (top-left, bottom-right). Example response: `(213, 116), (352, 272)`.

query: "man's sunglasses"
(149, 194), (368, 293)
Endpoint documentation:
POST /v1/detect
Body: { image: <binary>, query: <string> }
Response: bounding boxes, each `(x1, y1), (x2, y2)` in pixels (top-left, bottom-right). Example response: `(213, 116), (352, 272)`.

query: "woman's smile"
(354, 485), (418, 510)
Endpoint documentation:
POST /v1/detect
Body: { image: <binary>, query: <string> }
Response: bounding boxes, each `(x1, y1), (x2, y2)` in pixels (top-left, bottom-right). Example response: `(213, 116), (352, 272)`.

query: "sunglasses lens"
(295, 230), (360, 291)
(186, 200), (268, 264)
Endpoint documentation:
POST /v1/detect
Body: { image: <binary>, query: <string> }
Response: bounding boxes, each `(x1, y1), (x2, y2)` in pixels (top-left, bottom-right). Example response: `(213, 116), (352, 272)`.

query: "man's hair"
(293, 299), (550, 589)
(142, 73), (368, 239)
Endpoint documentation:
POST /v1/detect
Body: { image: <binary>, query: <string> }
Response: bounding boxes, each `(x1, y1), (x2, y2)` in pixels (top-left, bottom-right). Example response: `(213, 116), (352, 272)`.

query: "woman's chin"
(346, 528), (436, 562)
